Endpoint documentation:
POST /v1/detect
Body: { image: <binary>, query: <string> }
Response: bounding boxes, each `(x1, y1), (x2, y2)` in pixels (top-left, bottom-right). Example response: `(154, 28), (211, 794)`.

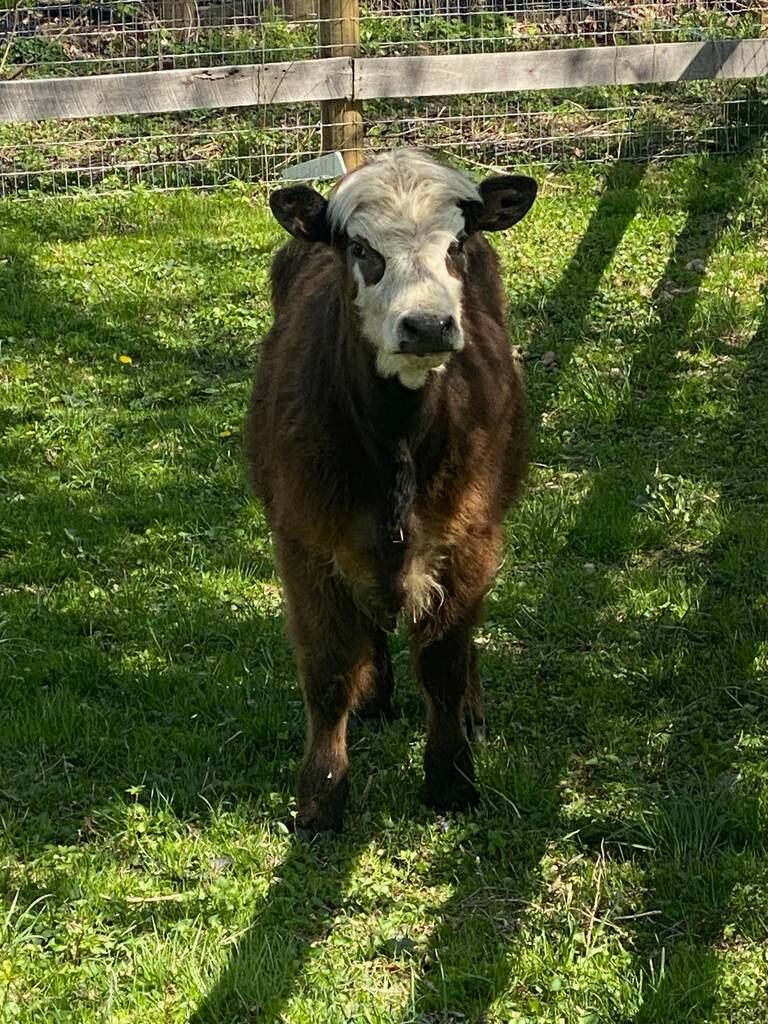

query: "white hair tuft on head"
(328, 149), (480, 237)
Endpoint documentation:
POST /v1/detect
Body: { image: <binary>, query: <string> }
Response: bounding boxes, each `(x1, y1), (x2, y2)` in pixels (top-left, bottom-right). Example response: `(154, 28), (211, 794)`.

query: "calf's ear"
(269, 185), (331, 243)
(462, 175), (537, 233)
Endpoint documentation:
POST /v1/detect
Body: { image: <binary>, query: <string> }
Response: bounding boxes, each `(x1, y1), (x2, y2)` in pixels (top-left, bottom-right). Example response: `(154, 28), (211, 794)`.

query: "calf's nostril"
(401, 315), (421, 339)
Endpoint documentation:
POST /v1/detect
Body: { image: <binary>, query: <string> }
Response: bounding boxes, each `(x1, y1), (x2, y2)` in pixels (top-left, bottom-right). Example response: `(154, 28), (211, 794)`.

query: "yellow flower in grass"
(118, 354), (133, 365)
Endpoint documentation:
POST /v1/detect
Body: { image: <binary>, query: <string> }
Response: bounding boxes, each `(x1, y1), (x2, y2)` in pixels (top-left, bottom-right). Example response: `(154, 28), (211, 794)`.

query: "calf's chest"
(330, 511), (446, 628)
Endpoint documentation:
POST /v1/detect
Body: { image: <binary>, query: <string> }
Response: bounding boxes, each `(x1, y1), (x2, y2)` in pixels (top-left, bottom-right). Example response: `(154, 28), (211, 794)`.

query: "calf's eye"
(348, 239), (385, 285)
(448, 236), (466, 260)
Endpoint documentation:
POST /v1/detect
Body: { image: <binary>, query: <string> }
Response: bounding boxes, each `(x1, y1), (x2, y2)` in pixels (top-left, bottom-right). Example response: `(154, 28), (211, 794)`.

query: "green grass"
(1, 150), (768, 1023)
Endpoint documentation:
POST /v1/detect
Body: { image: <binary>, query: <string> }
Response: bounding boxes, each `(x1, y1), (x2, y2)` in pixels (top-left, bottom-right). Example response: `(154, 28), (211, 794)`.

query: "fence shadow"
(517, 141), (765, 1023)
(626, 291), (768, 1022)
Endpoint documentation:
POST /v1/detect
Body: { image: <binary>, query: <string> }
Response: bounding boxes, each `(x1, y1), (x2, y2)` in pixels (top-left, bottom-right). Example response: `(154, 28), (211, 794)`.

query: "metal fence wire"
(0, 1), (766, 195)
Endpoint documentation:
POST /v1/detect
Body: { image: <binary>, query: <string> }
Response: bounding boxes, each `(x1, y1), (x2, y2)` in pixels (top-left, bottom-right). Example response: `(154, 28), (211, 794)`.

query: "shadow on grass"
(0, 213), (274, 388)
(186, 789), (383, 1022)
(0, 234), (285, 856)
(627, 291), (768, 1022)
(531, 158), (649, 409)
(515, 142), (766, 1022)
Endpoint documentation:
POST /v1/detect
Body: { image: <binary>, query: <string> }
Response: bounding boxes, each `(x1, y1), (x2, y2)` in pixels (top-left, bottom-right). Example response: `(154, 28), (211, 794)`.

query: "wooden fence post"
(283, 0), (315, 18)
(318, 0), (364, 170)
(158, 0), (198, 42)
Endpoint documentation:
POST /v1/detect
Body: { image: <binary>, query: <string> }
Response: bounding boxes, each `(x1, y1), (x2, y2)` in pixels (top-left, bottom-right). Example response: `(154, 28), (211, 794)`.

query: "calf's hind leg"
(413, 616), (480, 812)
(354, 630), (395, 723)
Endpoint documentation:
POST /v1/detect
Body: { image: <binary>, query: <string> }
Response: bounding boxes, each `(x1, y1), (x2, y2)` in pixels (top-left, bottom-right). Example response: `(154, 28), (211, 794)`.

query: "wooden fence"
(1, 0), (766, 172)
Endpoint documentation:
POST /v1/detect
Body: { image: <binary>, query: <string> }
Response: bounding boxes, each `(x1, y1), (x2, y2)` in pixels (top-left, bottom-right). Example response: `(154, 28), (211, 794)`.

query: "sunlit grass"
(1, 153), (767, 1022)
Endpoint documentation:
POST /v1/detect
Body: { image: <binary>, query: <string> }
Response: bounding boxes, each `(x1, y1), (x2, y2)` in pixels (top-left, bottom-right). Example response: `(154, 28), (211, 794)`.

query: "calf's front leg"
(294, 623), (381, 835)
(294, 624), (388, 833)
(277, 539), (376, 835)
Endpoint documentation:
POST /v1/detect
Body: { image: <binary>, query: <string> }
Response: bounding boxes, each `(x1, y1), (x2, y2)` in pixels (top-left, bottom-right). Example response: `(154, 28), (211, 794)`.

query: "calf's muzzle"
(397, 312), (460, 356)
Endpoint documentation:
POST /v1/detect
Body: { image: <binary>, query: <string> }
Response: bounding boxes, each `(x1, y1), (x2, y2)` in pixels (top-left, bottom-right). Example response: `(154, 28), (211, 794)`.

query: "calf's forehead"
(346, 202), (467, 257)
(328, 152), (480, 252)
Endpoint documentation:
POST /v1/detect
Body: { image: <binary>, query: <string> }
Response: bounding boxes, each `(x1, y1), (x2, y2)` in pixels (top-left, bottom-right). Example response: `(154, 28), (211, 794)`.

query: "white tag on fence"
(281, 152), (348, 182)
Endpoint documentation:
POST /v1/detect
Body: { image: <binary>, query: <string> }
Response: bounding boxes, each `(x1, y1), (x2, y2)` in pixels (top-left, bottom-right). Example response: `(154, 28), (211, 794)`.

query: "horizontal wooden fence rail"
(355, 39), (768, 100)
(0, 58), (353, 123)
(1, 39), (766, 124)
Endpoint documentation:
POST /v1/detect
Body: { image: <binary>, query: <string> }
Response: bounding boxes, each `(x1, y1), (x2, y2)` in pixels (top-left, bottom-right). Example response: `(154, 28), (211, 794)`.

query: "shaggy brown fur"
(245, 156), (533, 834)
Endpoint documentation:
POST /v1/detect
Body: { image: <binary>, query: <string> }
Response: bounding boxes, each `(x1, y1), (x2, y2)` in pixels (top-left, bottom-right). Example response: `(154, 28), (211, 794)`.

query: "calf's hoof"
(425, 777), (480, 813)
(294, 803), (345, 837)
(296, 766), (349, 836)
(293, 821), (342, 841)
(424, 745), (479, 813)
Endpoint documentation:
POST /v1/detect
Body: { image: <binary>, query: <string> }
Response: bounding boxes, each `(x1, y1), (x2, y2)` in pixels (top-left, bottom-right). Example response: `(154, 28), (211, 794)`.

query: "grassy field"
(1, 150), (767, 1023)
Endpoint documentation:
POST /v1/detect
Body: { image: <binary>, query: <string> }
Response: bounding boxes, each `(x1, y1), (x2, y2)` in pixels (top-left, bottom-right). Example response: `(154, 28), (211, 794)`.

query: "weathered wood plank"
(355, 39), (768, 99)
(0, 57), (353, 124)
(1, 39), (765, 125)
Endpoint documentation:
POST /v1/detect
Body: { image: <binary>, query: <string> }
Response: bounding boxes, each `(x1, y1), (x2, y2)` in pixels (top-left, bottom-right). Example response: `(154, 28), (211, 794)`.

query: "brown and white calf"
(246, 149), (536, 834)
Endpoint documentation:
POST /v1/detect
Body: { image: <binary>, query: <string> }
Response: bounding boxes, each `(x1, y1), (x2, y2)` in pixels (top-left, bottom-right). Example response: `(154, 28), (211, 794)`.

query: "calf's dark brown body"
(246, 182), (528, 834)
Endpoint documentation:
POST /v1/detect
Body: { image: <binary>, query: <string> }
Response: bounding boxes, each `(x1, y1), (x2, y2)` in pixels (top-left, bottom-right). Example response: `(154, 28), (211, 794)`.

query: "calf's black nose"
(398, 313), (457, 355)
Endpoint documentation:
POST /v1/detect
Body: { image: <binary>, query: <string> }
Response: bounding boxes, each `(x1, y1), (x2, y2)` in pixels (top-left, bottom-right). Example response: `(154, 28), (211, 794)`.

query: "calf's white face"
(338, 200), (469, 389)
(270, 150), (537, 389)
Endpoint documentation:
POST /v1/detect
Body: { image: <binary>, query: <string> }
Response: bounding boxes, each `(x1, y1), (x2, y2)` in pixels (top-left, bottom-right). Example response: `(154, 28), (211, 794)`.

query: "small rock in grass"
(540, 350), (558, 370)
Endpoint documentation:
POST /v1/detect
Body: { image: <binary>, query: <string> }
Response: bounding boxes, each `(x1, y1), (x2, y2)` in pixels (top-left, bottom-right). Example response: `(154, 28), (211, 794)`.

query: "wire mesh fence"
(0, 1), (763, 78)
(2, 81), (763, 198)
(1, 1), (322, 78)
(0, 105), (322, 195)
(366, 82), (766, 164)
(359, 0), (765, 56)
(0, 1), (766, 196)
